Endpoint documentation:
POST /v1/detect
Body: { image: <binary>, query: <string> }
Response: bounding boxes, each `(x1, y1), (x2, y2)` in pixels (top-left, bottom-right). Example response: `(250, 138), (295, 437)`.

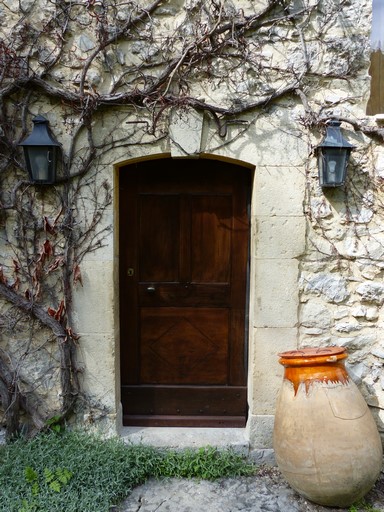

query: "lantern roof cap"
(32, 115), (50, 124)
(317, 119), (355, 149)
(18, 115), (61, 147)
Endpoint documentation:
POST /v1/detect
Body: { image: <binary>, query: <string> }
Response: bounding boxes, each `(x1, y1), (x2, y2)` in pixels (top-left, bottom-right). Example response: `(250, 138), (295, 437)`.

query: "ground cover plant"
(0, 429), (257, 512)
(349, 502), (382, 512)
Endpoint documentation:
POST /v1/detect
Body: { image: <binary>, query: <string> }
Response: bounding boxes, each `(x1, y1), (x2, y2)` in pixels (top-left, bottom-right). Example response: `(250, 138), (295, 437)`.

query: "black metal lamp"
(317, 120), (354, 187)
(19, 115), (61, 184)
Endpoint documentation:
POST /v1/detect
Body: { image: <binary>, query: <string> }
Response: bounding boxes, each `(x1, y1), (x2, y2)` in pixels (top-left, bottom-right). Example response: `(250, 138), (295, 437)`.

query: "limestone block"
(253, 166), (306, 217)
(80, 412), (121, 438)
(341, 194), (374, 223)
(356, 282), (384, 305)
(77, 333), (118, 412)
(336, 333), (377, 363)
(301, 327), (324, 335)
(340, 236), (384, 260)
(201, 120), (257, 166)
(79, 210), (114, 262)
(300, 300), (333, 330)
(347, 361), (368, 383)
(310, 197), (333, 219)
(253, 115), (308, 167)
(77, 35), (96, 53)
(334, 307), (349, 320)
(351, 305), (367, 318)
(373, 147), (384, 178)
(72, 260), (115, 335)
(306, 231), (336, 258)
(360, 264), (382, 280)
(365, 307), (379, 322)
(253, 259), (299, 328)
(169, 108), (203, 157)
(302, 273), (350, 304)
(335, 322), (363, 333)
(2, 0), (18, 13)
(254, 216), (306, 259)
(246, 414), (275, 449)
(248, 327), (297, 416)
(371, 347), (384, 360)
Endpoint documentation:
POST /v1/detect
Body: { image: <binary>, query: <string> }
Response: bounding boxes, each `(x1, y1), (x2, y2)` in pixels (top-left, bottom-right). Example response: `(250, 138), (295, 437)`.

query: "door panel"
(138, 194), (180, 282)
(120, 159), (252, 427)
(191, 196), (232, 283)
(140, 308), (229, 384)
(121, 385), (247, 427)
(139, 195), (180, 282)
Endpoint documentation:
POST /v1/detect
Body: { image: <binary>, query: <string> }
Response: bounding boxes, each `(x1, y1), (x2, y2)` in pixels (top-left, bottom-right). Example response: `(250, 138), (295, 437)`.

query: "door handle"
(147, 286), (156, 293)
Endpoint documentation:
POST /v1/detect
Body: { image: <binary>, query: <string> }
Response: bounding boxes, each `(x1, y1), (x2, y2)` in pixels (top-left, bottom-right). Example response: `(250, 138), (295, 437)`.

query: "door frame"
(117, 155), (254, 427)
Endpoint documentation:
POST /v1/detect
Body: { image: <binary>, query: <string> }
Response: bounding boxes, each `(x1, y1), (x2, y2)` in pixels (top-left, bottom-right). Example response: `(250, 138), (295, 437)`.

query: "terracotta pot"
(273, 347), (383, 507)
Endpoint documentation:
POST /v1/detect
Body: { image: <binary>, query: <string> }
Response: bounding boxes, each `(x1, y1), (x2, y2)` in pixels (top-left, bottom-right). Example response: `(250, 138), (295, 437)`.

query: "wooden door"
(119, 158), (251, 427)
(367, 50), (384, 115)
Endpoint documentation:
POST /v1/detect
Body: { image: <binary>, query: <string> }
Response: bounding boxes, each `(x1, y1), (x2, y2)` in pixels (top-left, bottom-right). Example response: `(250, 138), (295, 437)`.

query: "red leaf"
(66, 327), (80, 341)
(43, 207), (63, 235)
(73, 263), (83, 286)
(37, 239), (54, 264)
(43, 239), (53, 257)
(48, 300), (66, 322)
(46, 257), (64, 274)
(11, 276), (20, 291)
(12, 259), (21, 274)
(0, 266), (7, 285)
(32, 267), (42, 286)
(34, 282), (41, 301)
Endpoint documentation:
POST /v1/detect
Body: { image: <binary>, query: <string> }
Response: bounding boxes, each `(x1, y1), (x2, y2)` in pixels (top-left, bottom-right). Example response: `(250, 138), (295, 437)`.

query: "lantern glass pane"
(27, 146), (54, 183)
(322, 149), (348, 186)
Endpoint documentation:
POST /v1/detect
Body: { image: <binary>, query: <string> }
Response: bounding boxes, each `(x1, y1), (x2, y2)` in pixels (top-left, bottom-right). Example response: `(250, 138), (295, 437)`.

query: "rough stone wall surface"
(0, 0), (383, 446)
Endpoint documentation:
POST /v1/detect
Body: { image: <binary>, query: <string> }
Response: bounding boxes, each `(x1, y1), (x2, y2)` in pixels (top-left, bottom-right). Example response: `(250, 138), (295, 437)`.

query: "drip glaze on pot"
(278, 347), (349, 395)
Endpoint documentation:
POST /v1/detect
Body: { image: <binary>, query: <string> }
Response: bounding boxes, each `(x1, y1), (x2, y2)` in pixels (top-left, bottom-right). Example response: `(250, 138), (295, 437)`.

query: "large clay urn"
(273, 347), (383, 507)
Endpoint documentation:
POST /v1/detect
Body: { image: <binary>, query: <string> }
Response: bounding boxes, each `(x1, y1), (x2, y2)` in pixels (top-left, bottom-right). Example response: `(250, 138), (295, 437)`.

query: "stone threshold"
(121, 427), (250, 455)
(120, 427), (276, 465)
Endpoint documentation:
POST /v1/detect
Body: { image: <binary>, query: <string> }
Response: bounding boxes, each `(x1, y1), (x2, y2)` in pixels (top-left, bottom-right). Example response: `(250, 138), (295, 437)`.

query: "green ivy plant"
(20, 465), (73, 512)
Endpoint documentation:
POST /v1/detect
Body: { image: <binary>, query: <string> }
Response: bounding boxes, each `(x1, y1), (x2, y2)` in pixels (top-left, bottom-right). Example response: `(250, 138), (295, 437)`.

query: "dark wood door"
(119, 158), (251, 427)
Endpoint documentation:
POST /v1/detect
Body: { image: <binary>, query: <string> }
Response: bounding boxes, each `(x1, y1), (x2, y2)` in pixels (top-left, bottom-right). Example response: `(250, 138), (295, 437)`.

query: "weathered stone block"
(356, 282), (384, 305)
(302, 273), (350, 304)
(72, 261), (115, 335)
(248, 327), (297, 416)
(253, 166), (306, 217)
(300, 300), (333, 329)
(254, 216), (306, 259)
(169, 108), (204, 157)
(253, 259), (300, 328)
(246, 414), (275, 449)
(254, 114), (308, 167)
(77, 333), (118, 412)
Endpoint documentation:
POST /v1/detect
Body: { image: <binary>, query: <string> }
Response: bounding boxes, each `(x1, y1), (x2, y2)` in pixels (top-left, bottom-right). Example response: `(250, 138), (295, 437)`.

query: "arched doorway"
(119, 158), (252, 427)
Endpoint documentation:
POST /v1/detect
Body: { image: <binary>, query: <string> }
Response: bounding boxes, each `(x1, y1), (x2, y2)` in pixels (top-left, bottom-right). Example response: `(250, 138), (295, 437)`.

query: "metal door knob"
(147, 286), (156, 293)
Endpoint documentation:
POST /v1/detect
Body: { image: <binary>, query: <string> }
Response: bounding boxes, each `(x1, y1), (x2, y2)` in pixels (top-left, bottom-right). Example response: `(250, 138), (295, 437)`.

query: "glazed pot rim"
(278, 347), (347, 366)
(278, 347), (346, 358)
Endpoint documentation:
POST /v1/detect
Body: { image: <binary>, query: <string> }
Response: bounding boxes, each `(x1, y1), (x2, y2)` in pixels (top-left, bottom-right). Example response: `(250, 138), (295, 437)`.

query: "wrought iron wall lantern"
(317, 120), (355, 188)
(18, 115), (61, 185)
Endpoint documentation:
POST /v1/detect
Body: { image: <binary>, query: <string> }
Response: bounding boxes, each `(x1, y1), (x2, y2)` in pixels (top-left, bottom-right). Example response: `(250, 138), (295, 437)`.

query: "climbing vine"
(0, 0), (381, 438)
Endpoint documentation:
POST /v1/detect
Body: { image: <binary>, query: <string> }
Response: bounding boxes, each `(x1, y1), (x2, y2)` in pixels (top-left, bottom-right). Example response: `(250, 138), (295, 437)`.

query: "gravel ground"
(115, 466), (384, 512)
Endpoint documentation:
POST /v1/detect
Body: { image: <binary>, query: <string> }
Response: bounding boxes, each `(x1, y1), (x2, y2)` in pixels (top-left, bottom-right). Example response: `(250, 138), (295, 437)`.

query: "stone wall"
(1, 0), (383, 447)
